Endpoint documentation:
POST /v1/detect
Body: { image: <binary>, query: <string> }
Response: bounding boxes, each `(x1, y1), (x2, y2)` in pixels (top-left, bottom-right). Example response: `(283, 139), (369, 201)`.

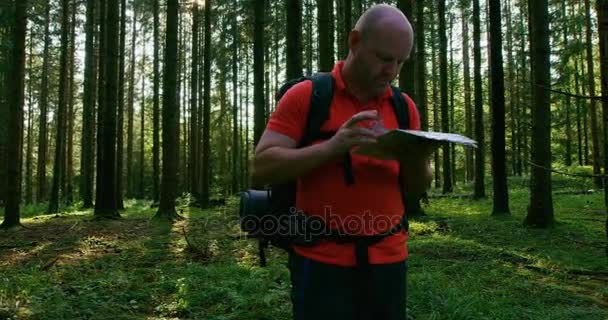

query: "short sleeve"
(403, 93), (421, 130)
(266, 80), (313, 142)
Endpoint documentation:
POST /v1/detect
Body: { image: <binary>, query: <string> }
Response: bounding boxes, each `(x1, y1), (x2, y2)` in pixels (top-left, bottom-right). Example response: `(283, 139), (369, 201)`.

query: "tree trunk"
(65, 0), (77, 205)
(153, 0), (161, 203)
(253, 0), (266, 146)
(342, 0), (352, 60)
(473, 0), (485, 199)
(462, 2), (473, 181)
(318, 0), (334, 72)
(286, 0), (303, 80)
(431, 11), (440, 189)
(139, 23), (146, 199)
(232, 0), (239, 194)
(190, 6), (200, 201)
(126, 2), (136, 198)
(305, 0), (313, 75)
(81, 0), (97, 208)
(95, 0), (120, 219)
(489, 0), (510, 215)
(155, 0), (180, 220)
(201, 0), (213, 207)
(524, 0), (554, 227)
(563, 0), (572, 167)
(2, 0), (27, 228)
(595, 0), (608, 256)
(398, 0), (415, 98)
(115, 0), (126, 209)
(25, 35), (33, 205)
(48, 0), (71, 214)
(438, 0), (452, 194)
(585, 0), (603, 186)
(416, 0), (427, 131)
(37, 0), (52, 203)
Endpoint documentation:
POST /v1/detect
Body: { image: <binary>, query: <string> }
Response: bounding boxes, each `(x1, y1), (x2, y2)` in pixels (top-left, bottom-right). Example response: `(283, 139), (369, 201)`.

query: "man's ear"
(348, 30), (361, 54)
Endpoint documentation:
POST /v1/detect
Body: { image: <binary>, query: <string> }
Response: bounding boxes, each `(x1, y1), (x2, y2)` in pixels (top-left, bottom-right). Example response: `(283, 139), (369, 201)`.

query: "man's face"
(353, 27), (412, 96)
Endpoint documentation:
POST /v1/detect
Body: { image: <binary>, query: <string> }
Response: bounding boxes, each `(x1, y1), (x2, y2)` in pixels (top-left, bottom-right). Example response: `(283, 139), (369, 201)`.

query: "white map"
(353, 129), (477, 160)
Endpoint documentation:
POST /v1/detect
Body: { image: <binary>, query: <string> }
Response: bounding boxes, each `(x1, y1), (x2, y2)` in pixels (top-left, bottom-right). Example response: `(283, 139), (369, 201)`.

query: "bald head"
(354, 4), (413, 46)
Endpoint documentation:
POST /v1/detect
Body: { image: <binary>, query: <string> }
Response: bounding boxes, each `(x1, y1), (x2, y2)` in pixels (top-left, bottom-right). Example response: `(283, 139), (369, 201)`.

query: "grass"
(1, 176), (607, 320)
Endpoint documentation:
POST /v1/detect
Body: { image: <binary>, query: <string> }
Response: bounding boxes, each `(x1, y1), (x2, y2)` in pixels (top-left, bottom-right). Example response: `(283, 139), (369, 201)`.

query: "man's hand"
(324, 110), (382, 158)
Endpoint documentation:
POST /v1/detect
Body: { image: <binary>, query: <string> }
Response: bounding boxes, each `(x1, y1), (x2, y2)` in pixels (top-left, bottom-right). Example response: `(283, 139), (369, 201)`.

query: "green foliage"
(1, 179), (607, 319)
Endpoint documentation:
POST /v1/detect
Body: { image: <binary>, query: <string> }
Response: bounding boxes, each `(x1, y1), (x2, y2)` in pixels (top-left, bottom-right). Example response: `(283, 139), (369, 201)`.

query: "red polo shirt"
(267, 61), (420, 266)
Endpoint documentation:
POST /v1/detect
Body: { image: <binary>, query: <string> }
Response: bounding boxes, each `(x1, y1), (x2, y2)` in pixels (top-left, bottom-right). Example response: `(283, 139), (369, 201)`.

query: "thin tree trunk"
(201, 0), (213, 207)
(95, 0), (120, 219)
(139, 25), (146, 199)
(190, 6), (200, 201)
(81, 0), (97, 207)
(438, 0), (452, 194)
(25, 34), (33, 205)
(286, 0), (303, 80)
(126, 2), (136, 198)
(563, 0), (573, 167)
(65, 0), (77, 205)
(153, 0), (160, 203)
(431, 12), (440, 189)
(48, 0), (71, 214)
(232, 0), (239, 194)
(416, 0), (427, 131)
(595, 0), (608, 256)
(155, 0), (180, 219)
(473, 0), (485, 199)
(37, 0), (51, 203)
(318, 0), (334, 72)
(253, 0), (266, 146)
(398, 0), (415, 97)
(462, 2), (473, 181)
(2, 0), (27, 228)
(115, 0), (126, 209)
(585, 0), (602, 186)
(525, 0), (554, 227)
(489, 0), (510, 215)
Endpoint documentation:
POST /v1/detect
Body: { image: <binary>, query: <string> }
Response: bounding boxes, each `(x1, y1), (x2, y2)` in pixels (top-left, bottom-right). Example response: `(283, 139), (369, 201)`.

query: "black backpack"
(239, 73), (413, 267)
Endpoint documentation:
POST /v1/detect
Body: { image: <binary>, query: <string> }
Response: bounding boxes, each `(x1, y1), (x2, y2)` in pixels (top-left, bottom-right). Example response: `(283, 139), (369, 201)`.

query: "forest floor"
(1, 175), (607, 320)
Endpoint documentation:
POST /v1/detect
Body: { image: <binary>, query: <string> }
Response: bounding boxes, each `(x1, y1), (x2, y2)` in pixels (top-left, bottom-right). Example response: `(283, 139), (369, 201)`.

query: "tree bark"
(253, 0), (266, 146)
(232, 0), (239, 194)
(48, 0), (71, 214)
(94, 0), (120, 219)
(155, 0), (180, 219)
(488, 0), (510, 215)
(190, 5), (200, 201)
(201, 0), (213, 207)
(585, 0), (602, 186)
(115, 0), (126, 209)
(25, 33), (33, 205)
(398, 0), (415, 98)
(525, 0), (554, 227)
(438, 0), (452, 194)
(286, 0), (303, 80)
(153, 0), (161, 203)
(416, 0), (427, 131)
(462, 2), (473, 181)
(318, 0), (334, 72)
(595, 0), (608, 256)
(2, 0), (27, 228)
(126, 2), (136, 198)
(81, 0), (97, 208)
(473, 0), (485, 199)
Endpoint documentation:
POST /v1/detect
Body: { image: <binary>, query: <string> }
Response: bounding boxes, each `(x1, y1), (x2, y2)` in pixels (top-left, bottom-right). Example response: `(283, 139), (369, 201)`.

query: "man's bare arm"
(252, 110), (381, 186)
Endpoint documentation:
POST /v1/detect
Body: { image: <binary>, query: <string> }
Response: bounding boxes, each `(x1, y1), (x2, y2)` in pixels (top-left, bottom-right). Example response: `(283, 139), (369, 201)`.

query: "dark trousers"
(288, 252), (408, 320)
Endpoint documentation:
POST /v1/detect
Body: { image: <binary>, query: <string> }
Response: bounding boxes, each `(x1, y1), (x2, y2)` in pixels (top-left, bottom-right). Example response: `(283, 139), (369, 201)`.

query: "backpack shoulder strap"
(300, 72), (335, 147)
(390, 86), (411, 130)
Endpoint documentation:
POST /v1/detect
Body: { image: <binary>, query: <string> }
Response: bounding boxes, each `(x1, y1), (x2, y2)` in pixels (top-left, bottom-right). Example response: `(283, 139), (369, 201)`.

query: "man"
(252, 4), (433, 320)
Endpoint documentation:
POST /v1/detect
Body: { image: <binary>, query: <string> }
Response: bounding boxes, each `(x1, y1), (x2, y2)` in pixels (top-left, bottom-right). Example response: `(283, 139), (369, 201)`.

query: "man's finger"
(344, 110), (380, 128)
